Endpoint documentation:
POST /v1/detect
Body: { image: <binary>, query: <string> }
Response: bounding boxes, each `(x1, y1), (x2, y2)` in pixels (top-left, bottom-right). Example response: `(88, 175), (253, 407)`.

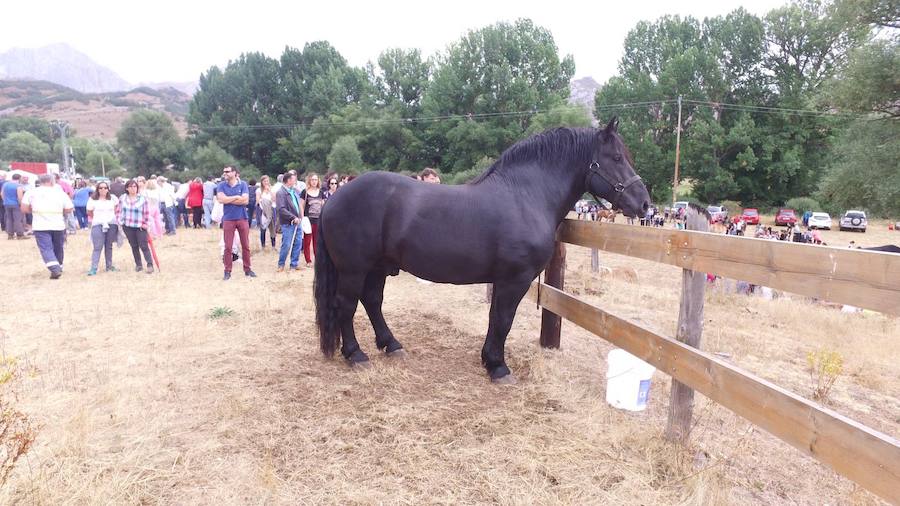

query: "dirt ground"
(0, 217), (896, 504)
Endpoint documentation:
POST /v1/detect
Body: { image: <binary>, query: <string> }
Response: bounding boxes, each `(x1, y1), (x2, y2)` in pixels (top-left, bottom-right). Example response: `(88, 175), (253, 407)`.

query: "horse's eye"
(614, 154), (623, 162)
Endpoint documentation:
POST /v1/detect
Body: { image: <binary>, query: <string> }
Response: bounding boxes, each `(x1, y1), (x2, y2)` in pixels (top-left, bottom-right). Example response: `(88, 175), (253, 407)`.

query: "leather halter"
(585, 161), (642, 210)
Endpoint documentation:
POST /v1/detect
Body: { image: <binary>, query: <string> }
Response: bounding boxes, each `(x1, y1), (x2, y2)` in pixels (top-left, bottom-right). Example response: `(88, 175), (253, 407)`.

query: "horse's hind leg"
(360, 269), (403, 354)
(336, 272), (369, 364)
(482, 277), (533, 382)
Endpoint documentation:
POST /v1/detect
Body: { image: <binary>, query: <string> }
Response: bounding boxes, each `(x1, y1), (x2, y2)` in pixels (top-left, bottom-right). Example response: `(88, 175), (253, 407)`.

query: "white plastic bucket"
(606, 349), (656, 411)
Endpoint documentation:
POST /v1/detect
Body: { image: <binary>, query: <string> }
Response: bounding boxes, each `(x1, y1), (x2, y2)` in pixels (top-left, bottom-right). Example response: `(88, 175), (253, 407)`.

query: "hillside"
(0, 80), (190, 140)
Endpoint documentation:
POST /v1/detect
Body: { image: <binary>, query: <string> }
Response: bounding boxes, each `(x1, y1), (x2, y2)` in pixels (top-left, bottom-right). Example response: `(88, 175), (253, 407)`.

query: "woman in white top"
(86, 182), (120, 275)
(256, 175), (276, 249)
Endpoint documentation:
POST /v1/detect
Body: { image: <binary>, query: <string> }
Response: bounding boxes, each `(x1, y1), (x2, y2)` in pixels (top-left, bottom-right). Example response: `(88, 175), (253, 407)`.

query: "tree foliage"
(188, 18), (575, 177)
(595, 2), (872, 206)
(0, 117), (53, 147)
(0, 131), (51, 162)
(326, 135), (364, 172)
(116, 110), (183, 176)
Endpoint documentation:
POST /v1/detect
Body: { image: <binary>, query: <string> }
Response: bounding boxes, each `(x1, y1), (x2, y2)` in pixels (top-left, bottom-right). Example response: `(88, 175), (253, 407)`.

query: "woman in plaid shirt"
(118, 179), (155, 273)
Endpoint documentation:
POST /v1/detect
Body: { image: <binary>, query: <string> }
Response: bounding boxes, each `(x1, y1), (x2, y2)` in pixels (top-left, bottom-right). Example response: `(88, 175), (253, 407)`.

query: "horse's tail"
(314, 219), (340, 357)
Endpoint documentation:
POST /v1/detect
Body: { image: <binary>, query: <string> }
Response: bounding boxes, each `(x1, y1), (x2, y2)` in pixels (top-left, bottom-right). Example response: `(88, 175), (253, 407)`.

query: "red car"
(740, 208), (760, 225)
(775, 208), (798, 226)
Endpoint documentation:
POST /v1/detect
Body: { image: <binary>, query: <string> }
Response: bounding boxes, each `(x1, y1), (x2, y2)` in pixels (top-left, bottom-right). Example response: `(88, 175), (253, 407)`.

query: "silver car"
(839, 210), (867, 232)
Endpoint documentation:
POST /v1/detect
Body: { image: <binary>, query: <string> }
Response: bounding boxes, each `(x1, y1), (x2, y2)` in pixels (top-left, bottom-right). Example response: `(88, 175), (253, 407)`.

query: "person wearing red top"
(187, 177), (204, 228)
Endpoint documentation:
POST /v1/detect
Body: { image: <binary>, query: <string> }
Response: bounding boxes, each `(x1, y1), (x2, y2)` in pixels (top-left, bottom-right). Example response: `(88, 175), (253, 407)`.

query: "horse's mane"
(469, 127), (597, 185)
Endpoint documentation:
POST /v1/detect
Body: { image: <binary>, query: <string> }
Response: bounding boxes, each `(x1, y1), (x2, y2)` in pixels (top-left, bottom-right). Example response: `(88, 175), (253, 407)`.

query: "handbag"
(301, 216), (312, 234)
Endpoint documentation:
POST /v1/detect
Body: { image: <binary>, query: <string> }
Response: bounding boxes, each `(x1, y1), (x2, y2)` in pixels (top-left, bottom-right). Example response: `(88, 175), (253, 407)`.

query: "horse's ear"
(604, 116), (619, 134)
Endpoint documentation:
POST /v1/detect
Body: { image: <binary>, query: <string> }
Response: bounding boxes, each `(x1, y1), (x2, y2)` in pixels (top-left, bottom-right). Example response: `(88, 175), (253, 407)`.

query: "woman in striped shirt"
(117, 179), (154, 273)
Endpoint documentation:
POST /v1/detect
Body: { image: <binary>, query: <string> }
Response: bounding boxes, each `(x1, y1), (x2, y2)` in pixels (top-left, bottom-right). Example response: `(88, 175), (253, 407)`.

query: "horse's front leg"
(481, 277), (533, 383)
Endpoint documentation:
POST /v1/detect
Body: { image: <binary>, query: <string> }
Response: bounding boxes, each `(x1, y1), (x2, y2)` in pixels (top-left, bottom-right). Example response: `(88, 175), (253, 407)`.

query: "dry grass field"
(0, 216), (896, 504)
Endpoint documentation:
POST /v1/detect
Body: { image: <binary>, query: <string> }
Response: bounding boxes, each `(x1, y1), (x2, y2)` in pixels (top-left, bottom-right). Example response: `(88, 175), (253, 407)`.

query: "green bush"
(719, 200), (743, 215)
(785, 197), (822, 213)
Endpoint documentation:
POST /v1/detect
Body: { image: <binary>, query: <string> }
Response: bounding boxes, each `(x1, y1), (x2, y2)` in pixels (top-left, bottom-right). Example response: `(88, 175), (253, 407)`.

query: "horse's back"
(321, 172), (546, 283)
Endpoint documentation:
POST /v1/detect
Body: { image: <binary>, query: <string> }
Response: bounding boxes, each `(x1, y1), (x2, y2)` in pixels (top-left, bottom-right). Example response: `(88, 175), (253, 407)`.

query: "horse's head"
(585, 118), (651, 218)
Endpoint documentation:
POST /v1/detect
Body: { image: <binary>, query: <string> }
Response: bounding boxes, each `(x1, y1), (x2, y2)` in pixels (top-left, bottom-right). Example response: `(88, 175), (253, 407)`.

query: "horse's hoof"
(385, 349), (407, 358)
(491, 374), (517, 385)
(350, 360), (372, 369)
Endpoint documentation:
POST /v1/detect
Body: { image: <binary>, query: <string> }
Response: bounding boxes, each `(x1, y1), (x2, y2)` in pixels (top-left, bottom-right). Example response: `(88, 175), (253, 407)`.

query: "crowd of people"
(0, 167), (441, 280)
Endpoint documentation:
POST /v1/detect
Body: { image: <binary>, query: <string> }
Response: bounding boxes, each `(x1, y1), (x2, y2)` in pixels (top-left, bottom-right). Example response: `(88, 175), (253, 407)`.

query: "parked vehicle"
(839, 210), (867, 232)
(775, 208), (798, 226)
(706, 205), (728, 223)
(740, 208), (760, 225)
(807, 212), (832, 230)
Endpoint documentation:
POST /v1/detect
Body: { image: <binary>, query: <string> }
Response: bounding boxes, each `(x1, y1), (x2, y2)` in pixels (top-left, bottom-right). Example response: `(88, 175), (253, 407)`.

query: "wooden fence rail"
(558, 219), (900, 315)
(527, 281), (900, 504)
(532, 217), (900, 503)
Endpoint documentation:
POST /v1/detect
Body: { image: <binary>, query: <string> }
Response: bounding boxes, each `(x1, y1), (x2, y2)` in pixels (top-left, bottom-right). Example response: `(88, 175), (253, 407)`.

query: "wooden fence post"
(591, 248), (599, 273)
(540, 240), (566, 348)
(665, 208), (709, 443)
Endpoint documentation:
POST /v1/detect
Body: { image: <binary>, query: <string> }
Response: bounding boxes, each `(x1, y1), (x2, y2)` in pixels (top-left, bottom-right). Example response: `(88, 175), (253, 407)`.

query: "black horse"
(314, 119), (651, 382)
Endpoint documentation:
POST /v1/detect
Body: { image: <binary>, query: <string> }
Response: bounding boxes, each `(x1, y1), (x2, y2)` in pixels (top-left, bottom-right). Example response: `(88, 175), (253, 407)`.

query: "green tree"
(817, 119), (899, 217)
(117, 110), (184, 176)
(422, 18), (575, 172)
(824, 40), (899, 117)
(0, 117), (53, 146)
(61, 137), (122, 177)
(596, 4), (869, 205)
(326, 135), (364, 172)
(189, 53), (282, 173)
(369, 48), (431, 113)
(192, 141), (237, 178)
(0, 131), (51, 162)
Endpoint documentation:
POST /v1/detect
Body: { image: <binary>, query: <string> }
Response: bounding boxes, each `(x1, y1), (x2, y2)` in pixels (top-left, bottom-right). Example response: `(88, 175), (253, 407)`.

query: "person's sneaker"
(87, 268), (97, 276)
(106, 265), (117, 272)
(146, 265), (155, 274)
(136, 265), (143, 272)
(277, 266), (284, 272)
(245, 270), (257, 278)
(223, 271), (231, 280)
(50, 269), (62, 280)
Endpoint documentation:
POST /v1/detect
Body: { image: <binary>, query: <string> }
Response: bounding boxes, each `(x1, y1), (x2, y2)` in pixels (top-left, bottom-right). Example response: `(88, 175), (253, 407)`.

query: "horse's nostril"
(642, 201), (650, 212)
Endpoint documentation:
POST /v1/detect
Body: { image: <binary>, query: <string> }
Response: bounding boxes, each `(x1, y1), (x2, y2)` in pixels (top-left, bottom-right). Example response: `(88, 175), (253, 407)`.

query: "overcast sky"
(1, 0), (786, 85)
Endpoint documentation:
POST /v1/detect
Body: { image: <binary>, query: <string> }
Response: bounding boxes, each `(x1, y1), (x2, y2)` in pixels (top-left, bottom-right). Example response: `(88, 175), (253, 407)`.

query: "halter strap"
(585, 161), (642, 210)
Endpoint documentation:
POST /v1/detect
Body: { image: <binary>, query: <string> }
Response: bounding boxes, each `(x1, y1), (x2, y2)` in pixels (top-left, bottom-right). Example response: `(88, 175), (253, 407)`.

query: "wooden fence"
(531, 217), (900, 504)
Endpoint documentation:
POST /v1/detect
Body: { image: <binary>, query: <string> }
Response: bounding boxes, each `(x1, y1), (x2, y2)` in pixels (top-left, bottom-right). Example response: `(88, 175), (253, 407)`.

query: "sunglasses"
(329, 182), (337, 186)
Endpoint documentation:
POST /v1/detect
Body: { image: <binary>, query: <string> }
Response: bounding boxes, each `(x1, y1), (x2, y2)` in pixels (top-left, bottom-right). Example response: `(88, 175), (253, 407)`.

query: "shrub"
(785, 197), (822, 213)
(0, 355), (38, 485)
(807, 348), (844, 402)
(208, 306), (235, 320)
(719, 200), (742, 215)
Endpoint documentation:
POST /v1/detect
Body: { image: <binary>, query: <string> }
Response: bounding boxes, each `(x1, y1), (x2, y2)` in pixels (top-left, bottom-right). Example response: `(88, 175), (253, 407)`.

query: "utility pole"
(672, 95), (682, 208)
(101, 154), (106, 178)
(50, 120), (71, 178)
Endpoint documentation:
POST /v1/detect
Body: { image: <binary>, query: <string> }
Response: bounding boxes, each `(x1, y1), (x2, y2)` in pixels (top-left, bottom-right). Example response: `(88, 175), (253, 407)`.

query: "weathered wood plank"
(558, 219), (900, 315)
(524, 282), (900, 504)
(539, 241), (566, 348)
(666, 208), (708, 443)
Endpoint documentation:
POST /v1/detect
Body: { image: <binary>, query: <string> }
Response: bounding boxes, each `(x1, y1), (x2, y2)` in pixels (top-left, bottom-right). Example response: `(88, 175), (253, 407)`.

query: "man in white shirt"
(20, 174), (74, 279)
(158, 176), (177, 235)
(175, 181), (191, 228)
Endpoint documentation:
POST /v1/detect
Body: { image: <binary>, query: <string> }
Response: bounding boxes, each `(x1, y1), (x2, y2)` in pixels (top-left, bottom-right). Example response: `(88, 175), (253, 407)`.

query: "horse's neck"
(478, 161), (584, 224)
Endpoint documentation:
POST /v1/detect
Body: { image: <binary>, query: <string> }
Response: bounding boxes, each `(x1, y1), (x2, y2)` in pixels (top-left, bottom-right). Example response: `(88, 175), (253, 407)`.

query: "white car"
(807, 212), (832, 230)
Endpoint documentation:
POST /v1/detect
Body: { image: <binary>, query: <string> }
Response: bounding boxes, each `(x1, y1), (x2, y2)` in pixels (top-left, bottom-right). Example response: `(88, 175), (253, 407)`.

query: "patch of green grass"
(208, 306), (235, 320)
